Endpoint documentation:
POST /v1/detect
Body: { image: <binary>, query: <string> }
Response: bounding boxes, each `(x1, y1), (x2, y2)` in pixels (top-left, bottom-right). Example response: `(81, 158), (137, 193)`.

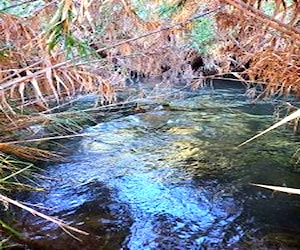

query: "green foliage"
(131, 0), (150, 20)
(0, 0), (44, 17)
(261, 1), (276, 15)
(0, 219), (21, 239)
(131, 0), (183, 20)
(46, 0), (71, 51)
(0, 49), (8, 60)
(0, 0), (9, 11)
(44, 1), (94, 57)
(65, 34), (92, 59)
(158, 1), (179, 19)
(261, 0), (294, 16)
(130, 0), (215, 55)
(190, 18), (215, 54)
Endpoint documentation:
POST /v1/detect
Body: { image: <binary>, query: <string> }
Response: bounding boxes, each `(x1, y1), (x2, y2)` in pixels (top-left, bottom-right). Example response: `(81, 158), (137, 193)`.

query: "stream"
(17, 80), (300, 249)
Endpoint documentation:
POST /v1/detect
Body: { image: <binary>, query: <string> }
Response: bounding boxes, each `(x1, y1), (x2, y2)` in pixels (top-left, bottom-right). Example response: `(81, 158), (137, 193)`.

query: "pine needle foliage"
(0, 4), (117, 113)
(0, 0), (299, 112)
(216, 0), (300, 96)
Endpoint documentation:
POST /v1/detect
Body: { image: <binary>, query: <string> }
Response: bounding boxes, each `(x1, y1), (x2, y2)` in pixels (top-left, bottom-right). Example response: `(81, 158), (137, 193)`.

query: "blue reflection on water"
(112, 174), (241, 249)
(21, 86), (300, 249)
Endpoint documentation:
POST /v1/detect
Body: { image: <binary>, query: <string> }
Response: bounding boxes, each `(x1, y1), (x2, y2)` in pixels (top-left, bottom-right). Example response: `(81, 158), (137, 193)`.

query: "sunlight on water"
(19, 82), (300, 249)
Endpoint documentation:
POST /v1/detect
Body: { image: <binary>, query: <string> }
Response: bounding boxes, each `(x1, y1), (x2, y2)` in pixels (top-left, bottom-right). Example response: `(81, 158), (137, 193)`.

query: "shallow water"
(19, 81), (300, 249)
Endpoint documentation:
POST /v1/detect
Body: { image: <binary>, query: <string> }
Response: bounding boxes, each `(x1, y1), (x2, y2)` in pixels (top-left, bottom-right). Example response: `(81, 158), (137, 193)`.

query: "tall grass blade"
(0, 219), (22, 239)
(0, 143), (64, 162)
(238, 109), (300, 147)
(251, 183), (300, 195)
(0, 165), (33, 183)
(0, 194), (89, 238)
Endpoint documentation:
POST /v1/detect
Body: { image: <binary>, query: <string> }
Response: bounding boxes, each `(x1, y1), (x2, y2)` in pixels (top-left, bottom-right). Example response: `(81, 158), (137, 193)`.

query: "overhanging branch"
(223, 0), (300, 41)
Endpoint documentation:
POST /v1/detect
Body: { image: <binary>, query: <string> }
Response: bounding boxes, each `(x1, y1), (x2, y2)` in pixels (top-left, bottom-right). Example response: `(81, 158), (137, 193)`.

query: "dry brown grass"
(0, 1), (217, 115)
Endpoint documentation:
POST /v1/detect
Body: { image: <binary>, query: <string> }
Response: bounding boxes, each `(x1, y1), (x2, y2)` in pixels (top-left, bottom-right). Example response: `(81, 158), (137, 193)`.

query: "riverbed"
(18, 80), (300, 249)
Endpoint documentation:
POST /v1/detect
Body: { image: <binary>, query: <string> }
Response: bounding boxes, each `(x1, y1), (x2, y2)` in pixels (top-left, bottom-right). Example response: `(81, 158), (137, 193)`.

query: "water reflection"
(19, 83), (300, 249)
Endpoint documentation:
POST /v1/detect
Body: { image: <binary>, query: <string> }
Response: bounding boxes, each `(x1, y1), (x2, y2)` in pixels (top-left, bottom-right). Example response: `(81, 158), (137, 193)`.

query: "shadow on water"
(17, 80), (300, 249)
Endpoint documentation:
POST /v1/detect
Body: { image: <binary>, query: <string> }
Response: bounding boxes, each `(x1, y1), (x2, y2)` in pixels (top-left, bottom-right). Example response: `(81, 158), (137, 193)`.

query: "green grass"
(0, 0), (44, 16)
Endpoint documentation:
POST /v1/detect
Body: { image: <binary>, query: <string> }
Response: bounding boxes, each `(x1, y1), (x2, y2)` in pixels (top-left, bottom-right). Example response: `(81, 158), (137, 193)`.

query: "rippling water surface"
(19, 81), (300, 249)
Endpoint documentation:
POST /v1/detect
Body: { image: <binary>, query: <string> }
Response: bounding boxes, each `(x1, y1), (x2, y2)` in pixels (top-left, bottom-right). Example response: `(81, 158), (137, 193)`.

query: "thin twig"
(5, 86), (190, 144)
(251, 183), (300, 195)
(0, 193), (89, 238)
(238, 108), (300, 147)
